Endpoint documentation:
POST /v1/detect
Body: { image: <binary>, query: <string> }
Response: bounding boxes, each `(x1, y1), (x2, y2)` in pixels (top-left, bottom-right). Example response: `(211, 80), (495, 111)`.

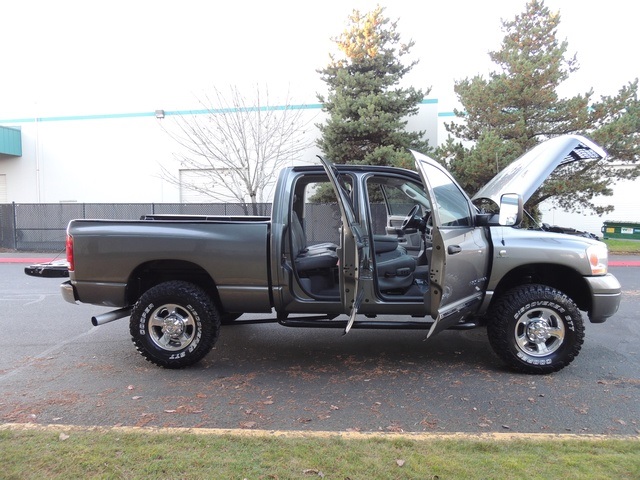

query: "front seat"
(373, 235), (416, 292)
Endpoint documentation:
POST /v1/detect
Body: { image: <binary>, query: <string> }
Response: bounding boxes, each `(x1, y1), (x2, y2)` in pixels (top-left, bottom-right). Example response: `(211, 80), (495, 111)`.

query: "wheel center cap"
(527, 320), (550, 342)
(163, 315), (185, 336)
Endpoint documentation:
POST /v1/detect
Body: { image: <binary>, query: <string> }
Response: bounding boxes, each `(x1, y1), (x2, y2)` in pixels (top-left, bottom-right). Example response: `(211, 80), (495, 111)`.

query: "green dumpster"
(601, 221), (640, 240)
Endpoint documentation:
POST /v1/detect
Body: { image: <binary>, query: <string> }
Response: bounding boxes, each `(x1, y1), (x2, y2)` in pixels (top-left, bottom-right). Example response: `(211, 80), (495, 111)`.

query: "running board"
(278, 317), (479, 330)
(228, 315), (478, 331)
(227, 314), (338, 325)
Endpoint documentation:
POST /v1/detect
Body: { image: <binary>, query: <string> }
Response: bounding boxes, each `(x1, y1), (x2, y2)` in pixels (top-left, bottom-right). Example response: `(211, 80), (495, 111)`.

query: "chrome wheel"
(514, 307), (565, 357)
(148, 303), (197, 351)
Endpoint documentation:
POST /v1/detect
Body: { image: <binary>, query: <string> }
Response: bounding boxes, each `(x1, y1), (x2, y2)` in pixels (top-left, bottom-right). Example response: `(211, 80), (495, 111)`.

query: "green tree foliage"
(439, 0), (639, 217)
(316, 5), (431, 170)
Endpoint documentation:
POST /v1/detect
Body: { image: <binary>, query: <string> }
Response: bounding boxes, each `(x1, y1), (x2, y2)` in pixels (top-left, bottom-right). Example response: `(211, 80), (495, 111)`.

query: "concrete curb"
(0, 258), (56, 263)
(2, 422), (639, 442)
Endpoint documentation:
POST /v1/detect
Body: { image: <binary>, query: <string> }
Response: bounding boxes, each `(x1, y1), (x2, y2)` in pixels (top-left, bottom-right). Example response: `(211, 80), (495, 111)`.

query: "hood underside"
(472, 134), (607, 205)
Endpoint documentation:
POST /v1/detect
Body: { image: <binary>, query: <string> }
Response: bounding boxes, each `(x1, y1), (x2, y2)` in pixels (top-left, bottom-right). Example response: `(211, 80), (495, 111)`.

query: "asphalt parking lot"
(1, 256), (638, 435)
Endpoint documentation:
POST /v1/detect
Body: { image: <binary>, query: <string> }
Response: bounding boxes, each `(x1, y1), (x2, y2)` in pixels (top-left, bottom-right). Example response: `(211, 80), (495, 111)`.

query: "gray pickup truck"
(34, 134), (621, 374)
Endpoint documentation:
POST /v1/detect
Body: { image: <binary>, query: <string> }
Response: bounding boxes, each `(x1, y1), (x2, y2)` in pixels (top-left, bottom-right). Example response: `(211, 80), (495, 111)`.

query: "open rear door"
(318, 157), (370, 334)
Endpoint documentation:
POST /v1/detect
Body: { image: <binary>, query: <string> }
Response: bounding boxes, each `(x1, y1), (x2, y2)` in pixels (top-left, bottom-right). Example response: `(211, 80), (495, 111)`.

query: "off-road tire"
(130, 281), (220, 368)
(487, 284), (584, 374)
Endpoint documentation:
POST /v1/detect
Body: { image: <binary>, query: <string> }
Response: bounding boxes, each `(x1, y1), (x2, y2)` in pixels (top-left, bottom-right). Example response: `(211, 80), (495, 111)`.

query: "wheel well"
(492, 264), (591, 312)
(125, 260), (221, 309)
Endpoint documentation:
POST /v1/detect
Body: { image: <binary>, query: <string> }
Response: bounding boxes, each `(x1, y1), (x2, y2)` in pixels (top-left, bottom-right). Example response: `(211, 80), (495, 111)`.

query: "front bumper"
(586, 273), (622, 323)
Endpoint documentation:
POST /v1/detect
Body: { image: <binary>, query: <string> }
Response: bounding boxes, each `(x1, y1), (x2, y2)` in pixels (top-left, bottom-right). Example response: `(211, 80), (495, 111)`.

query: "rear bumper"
(586, 274), (622, 323)
(61, 280), (79, 304)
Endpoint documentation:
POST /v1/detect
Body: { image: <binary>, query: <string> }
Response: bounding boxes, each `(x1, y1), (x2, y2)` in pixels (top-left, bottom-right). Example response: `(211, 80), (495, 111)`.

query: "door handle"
(448, 245), (462, 254)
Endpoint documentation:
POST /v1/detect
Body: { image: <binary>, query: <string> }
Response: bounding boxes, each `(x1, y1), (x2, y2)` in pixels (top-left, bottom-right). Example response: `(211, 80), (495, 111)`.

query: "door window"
(425, 166), (472, 227)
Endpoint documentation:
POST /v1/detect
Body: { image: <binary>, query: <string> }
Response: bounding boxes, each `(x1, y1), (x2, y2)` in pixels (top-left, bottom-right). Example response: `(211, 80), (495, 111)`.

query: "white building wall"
(0, 101), (437, 204)
(540, 175), (639, 237)
(1, 116), (179, 203)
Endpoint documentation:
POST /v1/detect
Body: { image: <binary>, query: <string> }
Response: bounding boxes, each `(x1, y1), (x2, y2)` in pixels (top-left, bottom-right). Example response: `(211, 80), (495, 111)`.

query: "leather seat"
(291, 214), (338, 272)
(291, 214), (338, 253)
(373, 235), (416, 291)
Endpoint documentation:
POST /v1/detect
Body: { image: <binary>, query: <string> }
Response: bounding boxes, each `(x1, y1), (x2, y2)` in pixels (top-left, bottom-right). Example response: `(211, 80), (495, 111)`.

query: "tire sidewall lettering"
(516, 351), (553, 365)
(512, 299), (575, 333)
(139, 303), (154, 335)
(185, 303), (202, 354)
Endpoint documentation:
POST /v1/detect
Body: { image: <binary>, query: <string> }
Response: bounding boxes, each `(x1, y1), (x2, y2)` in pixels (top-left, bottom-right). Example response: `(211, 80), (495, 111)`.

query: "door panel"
(411, 150), (489, 336)
(317, 157), (371, 322)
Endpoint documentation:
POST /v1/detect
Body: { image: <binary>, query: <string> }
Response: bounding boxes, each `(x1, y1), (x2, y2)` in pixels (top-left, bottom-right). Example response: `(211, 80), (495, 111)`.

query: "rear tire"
(130, 281), (220, 368)
(487, 284), (584, 374)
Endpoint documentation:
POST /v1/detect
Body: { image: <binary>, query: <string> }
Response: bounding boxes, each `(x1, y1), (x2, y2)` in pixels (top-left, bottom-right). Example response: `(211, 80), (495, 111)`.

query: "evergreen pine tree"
(440, 0), (639, 217)
(317, 5), (431, 169)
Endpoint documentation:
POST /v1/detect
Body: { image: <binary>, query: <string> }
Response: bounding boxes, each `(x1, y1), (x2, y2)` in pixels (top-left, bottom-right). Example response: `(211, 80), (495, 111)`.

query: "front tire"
(487, 284), (584, 374)
(130, 281), (220, 368)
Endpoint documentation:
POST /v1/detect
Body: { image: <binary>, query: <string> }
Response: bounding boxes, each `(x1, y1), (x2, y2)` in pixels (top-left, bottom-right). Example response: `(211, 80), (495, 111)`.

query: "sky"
(1, 0), (638, 122)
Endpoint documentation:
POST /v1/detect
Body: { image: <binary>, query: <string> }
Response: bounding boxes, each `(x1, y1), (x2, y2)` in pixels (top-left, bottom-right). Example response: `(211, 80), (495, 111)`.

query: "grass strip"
(1, 426), (639, 479)
(605, 238), (640, 254)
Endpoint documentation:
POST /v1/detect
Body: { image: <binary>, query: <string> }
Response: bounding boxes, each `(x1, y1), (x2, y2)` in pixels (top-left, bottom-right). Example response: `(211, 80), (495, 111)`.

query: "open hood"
(472, 134), (607, 205)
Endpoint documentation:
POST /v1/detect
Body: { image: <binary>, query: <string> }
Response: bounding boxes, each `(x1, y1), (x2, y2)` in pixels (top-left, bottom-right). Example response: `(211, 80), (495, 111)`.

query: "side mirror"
(498, 193), (523, 226)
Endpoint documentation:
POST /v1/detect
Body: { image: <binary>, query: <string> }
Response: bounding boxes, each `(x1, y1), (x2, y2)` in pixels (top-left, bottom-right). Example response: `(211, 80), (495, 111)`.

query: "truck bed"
(67, 217), (273, 311)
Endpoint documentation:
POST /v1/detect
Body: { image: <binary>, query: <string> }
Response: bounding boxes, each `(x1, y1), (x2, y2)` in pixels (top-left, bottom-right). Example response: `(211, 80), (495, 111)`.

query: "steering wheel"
(401, 204), (421, 230)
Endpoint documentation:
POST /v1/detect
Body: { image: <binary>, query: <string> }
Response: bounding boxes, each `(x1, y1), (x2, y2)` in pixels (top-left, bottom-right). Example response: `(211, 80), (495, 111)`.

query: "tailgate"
(24, 260), (70, 278)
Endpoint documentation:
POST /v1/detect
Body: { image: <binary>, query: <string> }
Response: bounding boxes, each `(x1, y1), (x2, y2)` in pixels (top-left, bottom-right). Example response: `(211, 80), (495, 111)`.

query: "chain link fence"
(0, 203), (271, 252)
(0, 203), (387, 252)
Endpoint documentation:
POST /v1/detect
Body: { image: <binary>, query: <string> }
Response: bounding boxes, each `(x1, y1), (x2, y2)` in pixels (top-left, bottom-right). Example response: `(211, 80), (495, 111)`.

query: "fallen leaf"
(132, 396), (142, 400)
(240, 421), (257, 429)
(59, 433), (70, 441)
(302, 469), (324, 477)
(386, 424), (404, 433)
(263, 400), (274, 405)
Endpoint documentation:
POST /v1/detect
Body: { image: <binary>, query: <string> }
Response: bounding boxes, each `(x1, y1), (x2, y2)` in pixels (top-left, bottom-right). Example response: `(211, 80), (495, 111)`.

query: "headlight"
(586, 243), (608, 275)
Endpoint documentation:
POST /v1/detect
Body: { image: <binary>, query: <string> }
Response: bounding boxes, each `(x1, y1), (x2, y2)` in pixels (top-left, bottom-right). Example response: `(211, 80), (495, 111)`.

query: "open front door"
(318, 157), (370, 334)
(411, 150), (489, 337)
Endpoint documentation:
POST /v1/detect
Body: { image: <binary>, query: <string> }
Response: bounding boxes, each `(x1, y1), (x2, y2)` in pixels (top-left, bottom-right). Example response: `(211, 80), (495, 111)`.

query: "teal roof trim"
(0, 125), (22, 156)
(0, 98), (446, 125)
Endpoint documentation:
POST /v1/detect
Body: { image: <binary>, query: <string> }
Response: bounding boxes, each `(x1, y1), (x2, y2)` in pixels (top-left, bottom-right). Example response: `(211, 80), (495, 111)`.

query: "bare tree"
(161, 85), (313, 215)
